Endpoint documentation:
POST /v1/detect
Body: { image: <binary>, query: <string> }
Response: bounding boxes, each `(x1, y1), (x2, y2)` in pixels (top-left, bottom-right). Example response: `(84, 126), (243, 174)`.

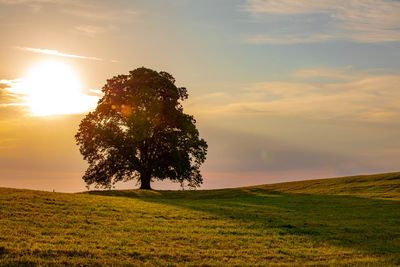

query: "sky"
(0, 0), (399, 192)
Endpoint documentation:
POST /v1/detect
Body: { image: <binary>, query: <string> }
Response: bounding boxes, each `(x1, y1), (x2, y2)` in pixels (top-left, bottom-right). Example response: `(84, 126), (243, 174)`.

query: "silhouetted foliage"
(75, 68), (207, 190)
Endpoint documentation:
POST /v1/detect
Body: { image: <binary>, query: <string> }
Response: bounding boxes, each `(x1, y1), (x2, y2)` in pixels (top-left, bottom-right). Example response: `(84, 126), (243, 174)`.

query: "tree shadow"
(89, 188), (400, 259)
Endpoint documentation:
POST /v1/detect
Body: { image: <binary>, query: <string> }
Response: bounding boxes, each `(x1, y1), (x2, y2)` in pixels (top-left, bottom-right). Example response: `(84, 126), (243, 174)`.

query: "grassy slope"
(0, 172), (399, 266)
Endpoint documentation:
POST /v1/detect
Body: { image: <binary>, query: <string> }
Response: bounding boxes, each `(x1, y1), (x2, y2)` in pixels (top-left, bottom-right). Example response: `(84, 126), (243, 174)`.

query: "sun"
(15, 61), (98, 116)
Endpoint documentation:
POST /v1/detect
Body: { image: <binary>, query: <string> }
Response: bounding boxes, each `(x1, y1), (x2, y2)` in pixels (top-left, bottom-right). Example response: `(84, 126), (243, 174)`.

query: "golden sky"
(0, 0), (399, 191)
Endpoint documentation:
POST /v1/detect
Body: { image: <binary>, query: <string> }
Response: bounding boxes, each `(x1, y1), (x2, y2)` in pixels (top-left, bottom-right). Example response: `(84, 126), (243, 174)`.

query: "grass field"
(0, 172), (399, 266)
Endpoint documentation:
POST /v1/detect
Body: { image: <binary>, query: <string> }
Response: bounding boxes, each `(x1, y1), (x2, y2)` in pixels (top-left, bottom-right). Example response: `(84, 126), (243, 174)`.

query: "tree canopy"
(75, 67), (207, 190)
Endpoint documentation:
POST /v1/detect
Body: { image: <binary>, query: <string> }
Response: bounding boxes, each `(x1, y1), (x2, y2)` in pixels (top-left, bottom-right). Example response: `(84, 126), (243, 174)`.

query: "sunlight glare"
(15, 61), (98, 116)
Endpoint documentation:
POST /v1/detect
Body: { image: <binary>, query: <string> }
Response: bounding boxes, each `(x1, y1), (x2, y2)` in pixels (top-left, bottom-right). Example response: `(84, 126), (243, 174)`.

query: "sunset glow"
(0, 0), (399, 193)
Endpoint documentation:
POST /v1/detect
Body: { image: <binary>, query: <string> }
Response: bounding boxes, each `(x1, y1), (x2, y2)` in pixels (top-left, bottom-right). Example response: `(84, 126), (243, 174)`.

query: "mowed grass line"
(0, 172), (399, 266)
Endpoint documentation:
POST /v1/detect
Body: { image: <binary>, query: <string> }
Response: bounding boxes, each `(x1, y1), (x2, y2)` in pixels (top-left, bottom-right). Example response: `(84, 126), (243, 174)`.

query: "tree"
(75, 67), (207, 190)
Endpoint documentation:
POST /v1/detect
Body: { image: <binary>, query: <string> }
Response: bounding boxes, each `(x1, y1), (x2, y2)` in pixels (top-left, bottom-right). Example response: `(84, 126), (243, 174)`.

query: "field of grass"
(0, 172), (399, 266)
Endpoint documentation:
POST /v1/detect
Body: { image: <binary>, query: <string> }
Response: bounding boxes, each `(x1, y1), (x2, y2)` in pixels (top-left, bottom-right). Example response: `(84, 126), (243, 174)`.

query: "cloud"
(0, 0), (57, 4)
(245, 34), (335, 44)
(193, 69), (400, 123)
(61, 6), (140, 22)
(15, 46), (120, 63)
(237, 76), (400, 122)
(244, 0), (334, 15)
(0, 79), (23, 104)
(0, 0), (140, 22)
(335, 1), (400, 43)
(244, 0), (400, 44)
(16, 46), (104, 61)
(74, 25), (114, 37)
(293, 66), (356, 80)
(0, 80), (27, 121)
(0, 79), (15, 87)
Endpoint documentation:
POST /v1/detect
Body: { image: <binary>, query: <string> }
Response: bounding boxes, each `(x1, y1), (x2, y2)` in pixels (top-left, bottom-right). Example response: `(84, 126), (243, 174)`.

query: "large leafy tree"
(75, 67), (207, 190)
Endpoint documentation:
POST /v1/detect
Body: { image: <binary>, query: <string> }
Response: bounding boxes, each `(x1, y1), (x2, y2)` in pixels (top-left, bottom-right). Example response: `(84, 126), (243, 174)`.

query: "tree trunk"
(139, 172), (152, 190)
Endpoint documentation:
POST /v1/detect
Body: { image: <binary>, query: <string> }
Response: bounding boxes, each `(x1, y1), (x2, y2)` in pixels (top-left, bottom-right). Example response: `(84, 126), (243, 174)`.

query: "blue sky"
(0, 0), (399, 191)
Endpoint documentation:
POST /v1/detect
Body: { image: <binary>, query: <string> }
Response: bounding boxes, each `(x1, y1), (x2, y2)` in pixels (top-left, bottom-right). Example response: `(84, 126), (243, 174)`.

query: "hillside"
(0, 172), (399, 266)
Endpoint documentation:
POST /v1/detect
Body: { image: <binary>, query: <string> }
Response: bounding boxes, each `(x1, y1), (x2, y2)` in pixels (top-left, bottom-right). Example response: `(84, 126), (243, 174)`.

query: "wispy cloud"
(193, 68), (400, 123)
(61, 6), (140, 22)
(16, 47), (120, 63)
(240, 75), (400, 121)
(16, 46), (104, 61)
(0, 79), (18, 87)
(293, 66), (356, 80)
(1, 79), (27, 108)
(74, 25), (114, 37)
(0, 79), (23, 100)
(336, 1), (400, 43)
(244, 0), (400, 44)
(0, 79), (26, 121)
(0, 0), (58, 4)
(245, 0), (333, 14)
(245, 34), (335, 44)
(0, 0), (141, 22)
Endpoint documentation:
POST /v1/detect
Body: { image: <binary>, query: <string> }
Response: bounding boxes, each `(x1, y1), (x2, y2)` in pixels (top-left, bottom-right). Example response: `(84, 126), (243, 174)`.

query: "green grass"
(1, 172), (399, 266)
